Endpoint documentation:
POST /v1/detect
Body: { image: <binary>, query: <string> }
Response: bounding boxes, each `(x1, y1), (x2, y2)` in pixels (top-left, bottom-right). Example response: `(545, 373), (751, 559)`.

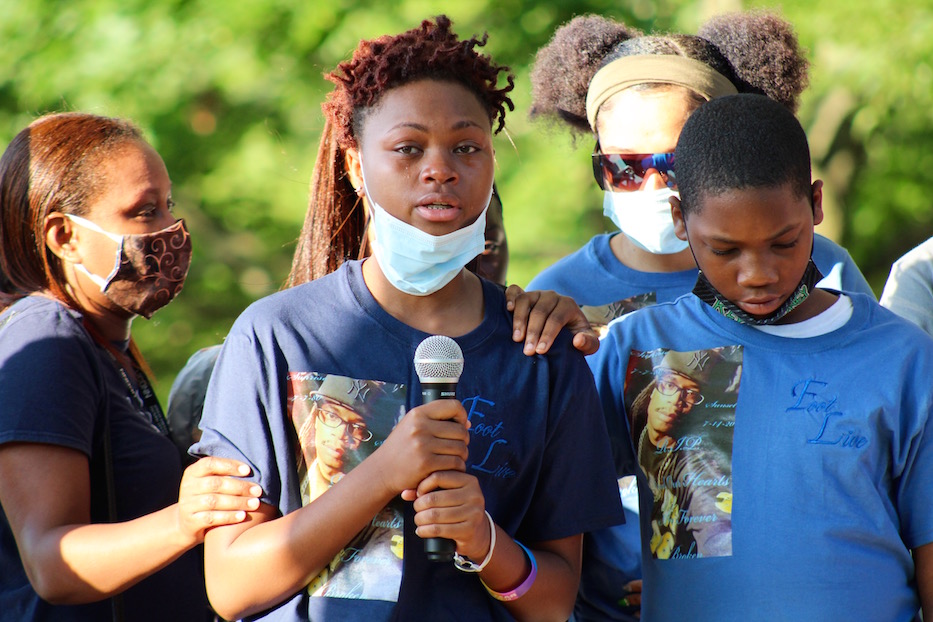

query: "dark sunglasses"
(591, 142), (676, 192)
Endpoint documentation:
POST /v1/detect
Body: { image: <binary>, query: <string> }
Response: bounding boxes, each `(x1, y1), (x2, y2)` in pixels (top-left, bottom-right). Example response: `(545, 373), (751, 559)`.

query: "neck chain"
(82, 319), (171, 436)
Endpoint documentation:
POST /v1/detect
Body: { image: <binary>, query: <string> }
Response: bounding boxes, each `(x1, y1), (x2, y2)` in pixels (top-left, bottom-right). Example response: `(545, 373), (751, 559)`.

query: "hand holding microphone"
(414, 335), (464, 563)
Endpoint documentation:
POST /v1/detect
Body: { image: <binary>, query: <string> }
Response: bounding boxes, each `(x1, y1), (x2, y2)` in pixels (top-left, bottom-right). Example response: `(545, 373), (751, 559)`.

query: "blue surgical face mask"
(603, 187), (688, 255)
(363, 169), (491, 296)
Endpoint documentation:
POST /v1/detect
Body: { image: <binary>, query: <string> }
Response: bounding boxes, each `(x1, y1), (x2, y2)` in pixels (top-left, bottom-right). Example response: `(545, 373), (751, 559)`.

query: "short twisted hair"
(675, 93), (812, 217)
(324, 15), (514, 150)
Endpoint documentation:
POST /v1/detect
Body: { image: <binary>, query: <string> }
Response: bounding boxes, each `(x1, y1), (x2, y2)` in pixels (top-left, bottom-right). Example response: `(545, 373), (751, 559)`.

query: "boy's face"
(672, 181), (823, 321)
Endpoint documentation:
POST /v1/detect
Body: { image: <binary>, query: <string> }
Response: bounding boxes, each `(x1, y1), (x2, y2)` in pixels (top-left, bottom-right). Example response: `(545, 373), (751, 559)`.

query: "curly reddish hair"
(324, 15), (514, 150)
(288, 15), (513, 286)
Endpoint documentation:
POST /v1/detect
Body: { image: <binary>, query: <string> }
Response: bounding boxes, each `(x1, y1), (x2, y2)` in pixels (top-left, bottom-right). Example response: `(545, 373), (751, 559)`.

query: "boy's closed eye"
(708, 235), (799, 256)
(710, 247), (737, 256)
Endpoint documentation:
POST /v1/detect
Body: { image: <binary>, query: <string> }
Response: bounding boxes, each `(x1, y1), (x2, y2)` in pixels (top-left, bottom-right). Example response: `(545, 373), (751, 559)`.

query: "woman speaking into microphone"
(191, 15), (624, 622)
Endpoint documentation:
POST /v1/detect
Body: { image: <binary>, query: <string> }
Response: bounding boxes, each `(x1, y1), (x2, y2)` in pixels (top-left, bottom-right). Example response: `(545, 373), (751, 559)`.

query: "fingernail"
(250, 485), (262, 496)
(238, 464), (250, 475)
(536, 341), (548, 353)
(513, 329), (522, 341)
(248, 498), (260, 509)
(235, 511), (246, 521)
(523, 342), (535, 354)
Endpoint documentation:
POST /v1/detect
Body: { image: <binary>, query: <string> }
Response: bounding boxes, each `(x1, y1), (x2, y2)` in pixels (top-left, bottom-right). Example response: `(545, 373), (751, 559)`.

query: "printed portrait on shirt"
(623, 346), (743, 560)
(287, 372), (407, 603)
(582, 292), (655, 338)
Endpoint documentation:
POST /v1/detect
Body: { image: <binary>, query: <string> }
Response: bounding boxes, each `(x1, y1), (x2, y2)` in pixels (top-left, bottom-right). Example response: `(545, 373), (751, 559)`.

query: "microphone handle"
(421, 382), (458, 403)
(421, 380), (458, 563)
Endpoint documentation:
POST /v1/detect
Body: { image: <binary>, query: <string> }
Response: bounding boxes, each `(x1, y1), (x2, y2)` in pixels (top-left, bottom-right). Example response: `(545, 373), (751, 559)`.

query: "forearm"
(205, 461), (398, 620)
(479, 533), (581, 622)
(915, 542), (933, 619)
(4, 444), (259, 605)
(23, 505), (193, 604)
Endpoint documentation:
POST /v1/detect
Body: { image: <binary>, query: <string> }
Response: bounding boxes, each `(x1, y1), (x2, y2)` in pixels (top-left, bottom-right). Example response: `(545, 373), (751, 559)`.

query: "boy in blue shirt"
(590, 93), (933, 620)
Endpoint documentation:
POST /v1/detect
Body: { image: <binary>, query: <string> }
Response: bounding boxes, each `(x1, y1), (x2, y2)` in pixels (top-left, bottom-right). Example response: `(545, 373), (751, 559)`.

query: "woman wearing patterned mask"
(0, 112), (261, 621)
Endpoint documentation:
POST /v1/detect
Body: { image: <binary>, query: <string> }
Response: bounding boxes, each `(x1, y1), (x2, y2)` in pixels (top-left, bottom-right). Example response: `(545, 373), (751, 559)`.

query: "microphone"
(414, 335), (464, 563)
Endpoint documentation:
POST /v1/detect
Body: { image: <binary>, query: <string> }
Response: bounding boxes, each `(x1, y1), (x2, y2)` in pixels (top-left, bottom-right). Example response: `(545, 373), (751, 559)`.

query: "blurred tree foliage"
(1, 0), (931, 402)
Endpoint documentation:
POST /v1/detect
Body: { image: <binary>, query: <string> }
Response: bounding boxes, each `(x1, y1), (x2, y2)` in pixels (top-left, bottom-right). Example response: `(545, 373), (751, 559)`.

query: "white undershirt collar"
(752, 294), (853, 338)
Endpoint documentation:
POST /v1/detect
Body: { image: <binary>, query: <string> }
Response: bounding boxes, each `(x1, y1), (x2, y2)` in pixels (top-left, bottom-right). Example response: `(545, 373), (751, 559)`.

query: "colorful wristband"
(454, 510), (496, 573)
(480, 540), (538, 602)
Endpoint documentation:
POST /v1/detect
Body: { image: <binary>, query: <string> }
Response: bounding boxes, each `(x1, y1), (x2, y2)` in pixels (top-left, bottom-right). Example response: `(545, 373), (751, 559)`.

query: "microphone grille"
(414, 335), (464, 382)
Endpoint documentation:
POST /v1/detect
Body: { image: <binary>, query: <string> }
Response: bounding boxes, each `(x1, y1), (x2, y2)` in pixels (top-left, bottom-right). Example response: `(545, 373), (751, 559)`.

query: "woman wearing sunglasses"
(526, 10), (875, 622)
(528, 11), (874, 336)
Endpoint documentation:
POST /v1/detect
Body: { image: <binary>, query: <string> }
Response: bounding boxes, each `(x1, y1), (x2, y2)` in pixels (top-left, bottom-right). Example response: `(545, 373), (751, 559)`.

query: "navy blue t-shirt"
(194, 261), (626, 621)
(0, 296), (210, 621)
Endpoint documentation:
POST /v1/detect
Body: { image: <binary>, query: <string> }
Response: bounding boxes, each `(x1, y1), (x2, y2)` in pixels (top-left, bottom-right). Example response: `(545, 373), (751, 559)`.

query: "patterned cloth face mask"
(692, 258), (824, 325)
(65, 214), (192, 319)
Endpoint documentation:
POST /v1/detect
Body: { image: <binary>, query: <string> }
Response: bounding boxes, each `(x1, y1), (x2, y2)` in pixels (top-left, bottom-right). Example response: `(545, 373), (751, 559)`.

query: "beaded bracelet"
(480, 540), (538, 602)
(454, 511), (496, 573)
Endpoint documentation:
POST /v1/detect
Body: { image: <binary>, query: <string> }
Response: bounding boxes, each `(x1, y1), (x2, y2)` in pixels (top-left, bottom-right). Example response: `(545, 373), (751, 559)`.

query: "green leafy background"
(2, 0), (931, 403)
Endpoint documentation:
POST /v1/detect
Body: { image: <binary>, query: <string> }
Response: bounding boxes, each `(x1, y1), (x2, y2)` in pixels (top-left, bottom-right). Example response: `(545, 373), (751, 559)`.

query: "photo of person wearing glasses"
(288, 373), (406, 601)
(626, 348), (740, 561)
(305, 377), (378, 498)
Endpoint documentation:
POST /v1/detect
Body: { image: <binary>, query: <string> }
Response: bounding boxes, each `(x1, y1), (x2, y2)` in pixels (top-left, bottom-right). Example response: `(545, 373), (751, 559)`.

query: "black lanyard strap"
(112, 357), (171, 436)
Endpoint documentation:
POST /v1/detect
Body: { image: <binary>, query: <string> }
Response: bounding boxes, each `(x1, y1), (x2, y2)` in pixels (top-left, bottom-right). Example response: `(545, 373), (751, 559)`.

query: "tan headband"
(585, 55), (738, 130)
